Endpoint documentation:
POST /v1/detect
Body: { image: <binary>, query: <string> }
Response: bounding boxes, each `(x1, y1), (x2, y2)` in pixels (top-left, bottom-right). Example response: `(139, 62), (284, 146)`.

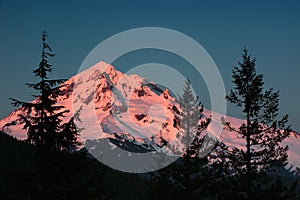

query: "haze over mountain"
(1, 61), (299, 171)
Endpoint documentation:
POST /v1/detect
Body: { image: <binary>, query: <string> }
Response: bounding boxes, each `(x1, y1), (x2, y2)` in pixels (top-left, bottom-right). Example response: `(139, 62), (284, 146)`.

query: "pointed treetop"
(42, 31), (47, 42)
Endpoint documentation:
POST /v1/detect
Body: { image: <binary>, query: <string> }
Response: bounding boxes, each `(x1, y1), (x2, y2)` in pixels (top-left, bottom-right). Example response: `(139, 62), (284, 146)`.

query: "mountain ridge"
(1, 61), (299, 171)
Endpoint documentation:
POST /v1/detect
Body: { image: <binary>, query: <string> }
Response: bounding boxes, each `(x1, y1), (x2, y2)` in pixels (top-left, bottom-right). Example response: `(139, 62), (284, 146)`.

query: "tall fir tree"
(222, 48), (291, 196)
(149, 79), (212, 199)
(176, 79), (211, 159)
(10, 32), (79, 151)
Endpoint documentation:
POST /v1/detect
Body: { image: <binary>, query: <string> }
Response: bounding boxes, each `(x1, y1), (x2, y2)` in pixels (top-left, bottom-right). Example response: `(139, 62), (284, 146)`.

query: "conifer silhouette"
(221, 48), (291, 196)
(10, 32), (79, 151)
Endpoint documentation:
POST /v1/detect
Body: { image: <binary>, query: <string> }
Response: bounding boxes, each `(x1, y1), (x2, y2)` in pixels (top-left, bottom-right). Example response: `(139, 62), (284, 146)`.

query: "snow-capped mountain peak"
(1, 61), (300, 171)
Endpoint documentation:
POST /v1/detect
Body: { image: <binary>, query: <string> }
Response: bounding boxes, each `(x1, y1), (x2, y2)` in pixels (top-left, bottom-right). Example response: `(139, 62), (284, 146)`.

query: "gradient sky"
(0, 0), (299, 131)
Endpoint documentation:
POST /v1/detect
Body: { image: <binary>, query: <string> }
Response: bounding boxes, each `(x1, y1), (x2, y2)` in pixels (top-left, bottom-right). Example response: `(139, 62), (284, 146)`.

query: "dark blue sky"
(0, 0), (299, 131)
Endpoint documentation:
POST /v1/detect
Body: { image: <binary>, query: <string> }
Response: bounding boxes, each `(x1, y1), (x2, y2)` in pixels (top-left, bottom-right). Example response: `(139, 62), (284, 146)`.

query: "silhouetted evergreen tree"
(176, 79), (211, 158)
(10, 32), (79, 151)
(221, 48), (292, 198)
(149, 80), (213, 199)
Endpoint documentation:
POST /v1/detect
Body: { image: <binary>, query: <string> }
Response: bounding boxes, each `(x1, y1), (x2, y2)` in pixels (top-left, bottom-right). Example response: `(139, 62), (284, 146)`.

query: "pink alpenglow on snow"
(1, 61), (299, 170)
